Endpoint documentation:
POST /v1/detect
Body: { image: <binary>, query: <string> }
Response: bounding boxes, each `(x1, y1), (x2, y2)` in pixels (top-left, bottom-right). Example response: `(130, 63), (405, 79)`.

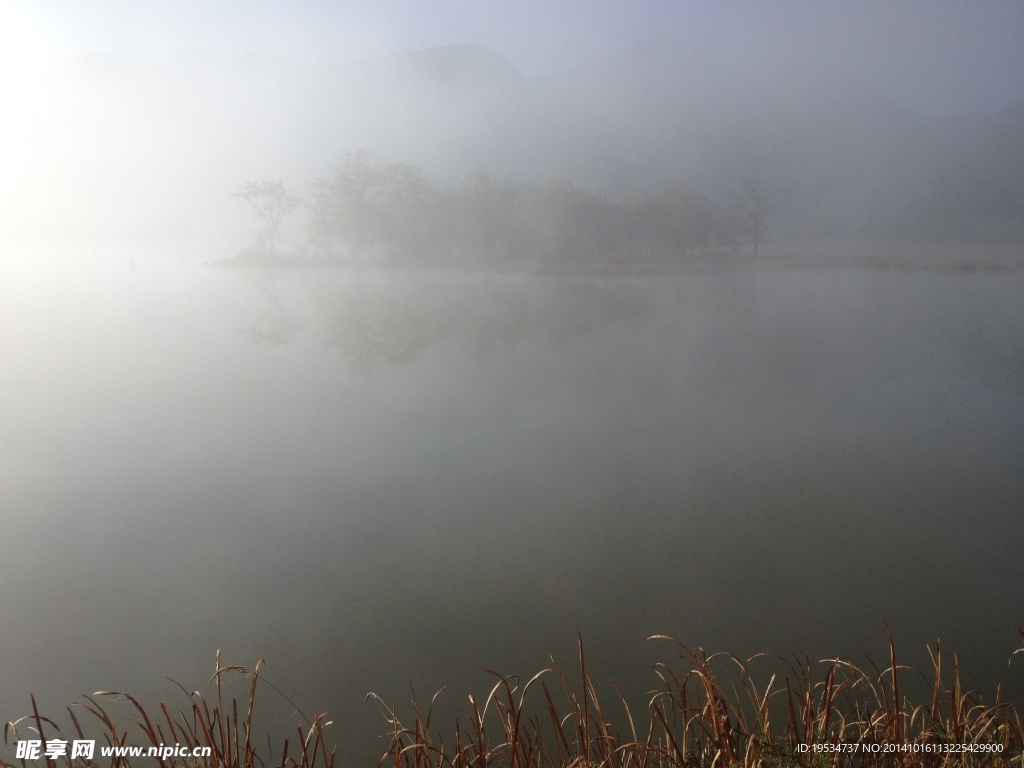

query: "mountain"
(3, 40), (1021, 248)
(375, 44), (527, 92)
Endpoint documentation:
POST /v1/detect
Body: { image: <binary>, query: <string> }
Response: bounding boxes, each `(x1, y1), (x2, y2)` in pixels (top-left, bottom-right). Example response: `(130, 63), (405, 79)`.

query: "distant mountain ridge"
(5, 40), (1022, 247)
(380, 44), (527, 90)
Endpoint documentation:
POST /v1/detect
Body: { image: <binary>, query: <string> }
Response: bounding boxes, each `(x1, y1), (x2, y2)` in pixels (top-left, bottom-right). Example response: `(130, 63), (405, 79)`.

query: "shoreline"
(209, 240), (1024, 276)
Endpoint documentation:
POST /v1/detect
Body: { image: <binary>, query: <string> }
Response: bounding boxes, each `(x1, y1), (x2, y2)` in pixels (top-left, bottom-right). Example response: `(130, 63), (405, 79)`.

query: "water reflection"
(238, 266), (661, 368)
(238, 271), (303, 346)
(3, 260), (1022, 768)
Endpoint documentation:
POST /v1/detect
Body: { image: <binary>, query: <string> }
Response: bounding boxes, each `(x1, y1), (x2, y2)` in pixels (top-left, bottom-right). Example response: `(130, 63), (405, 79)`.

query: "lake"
(2, 253), (1022, 764)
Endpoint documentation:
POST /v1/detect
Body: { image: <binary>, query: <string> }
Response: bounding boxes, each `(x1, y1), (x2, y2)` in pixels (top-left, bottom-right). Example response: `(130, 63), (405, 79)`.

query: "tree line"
(235, 153), (769, 263)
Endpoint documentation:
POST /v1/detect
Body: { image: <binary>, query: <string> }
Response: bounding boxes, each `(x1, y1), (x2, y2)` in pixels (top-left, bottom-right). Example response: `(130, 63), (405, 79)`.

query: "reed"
(4, 632), (1022, 768)
(2, 651), (335, 768)
(371, 629), (1024, 768)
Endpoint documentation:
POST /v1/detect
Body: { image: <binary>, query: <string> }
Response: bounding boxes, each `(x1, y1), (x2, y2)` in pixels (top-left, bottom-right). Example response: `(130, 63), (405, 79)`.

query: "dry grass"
(2, 651), (335, 768)
(4, 632), (1023, 768)
(372, 629), (1024, 768)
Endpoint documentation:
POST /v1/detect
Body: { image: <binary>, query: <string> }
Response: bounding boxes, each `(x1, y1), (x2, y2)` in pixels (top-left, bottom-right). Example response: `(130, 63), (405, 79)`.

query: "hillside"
(2, 40), (1021, 249)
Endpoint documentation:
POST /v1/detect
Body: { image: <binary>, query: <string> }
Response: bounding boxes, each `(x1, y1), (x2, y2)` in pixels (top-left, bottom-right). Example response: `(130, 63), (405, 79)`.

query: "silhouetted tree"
(457, 173), (525, 260)
(309, 152), (384, 258)
(310, 152), (442, 260)
(232, 180), (302, 258)
(622, 182), (724, 260)
(377, 161), (439, 258)
(731, 179), (771, 257)
(300, 155), (740, 265)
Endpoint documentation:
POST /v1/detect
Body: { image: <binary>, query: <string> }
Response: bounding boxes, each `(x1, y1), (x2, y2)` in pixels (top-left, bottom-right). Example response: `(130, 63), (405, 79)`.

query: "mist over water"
(2, 253), (1022, 763)
(3, 4), (1024, 764)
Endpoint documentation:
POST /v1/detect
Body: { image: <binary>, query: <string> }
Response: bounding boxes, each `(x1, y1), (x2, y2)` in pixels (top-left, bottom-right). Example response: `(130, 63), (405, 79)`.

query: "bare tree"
(731, 179), (771, 258)
(233, 180), (302, 258)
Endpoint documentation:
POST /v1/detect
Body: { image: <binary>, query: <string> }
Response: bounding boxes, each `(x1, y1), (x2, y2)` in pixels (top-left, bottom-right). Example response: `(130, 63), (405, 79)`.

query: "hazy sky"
(4, 0), (1024, 115)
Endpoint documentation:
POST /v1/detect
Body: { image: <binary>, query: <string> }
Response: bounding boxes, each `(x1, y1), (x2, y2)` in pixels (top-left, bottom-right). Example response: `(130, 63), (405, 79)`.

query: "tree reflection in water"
(237, 267), (662, 370)
(237, 270), (304, 346)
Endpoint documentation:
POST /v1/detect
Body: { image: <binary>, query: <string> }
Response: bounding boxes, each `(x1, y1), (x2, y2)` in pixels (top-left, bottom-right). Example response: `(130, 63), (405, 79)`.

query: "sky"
(3, 0), (1024, 116)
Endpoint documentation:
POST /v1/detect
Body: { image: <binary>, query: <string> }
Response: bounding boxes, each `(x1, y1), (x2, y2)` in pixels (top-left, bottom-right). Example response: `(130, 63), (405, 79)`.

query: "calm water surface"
(2, 255), (1022, 763)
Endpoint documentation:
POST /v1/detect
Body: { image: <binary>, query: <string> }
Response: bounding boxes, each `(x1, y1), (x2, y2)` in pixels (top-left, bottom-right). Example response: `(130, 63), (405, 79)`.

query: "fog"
(3, 3), (1024, 251)
(2, 3), (1023, 766)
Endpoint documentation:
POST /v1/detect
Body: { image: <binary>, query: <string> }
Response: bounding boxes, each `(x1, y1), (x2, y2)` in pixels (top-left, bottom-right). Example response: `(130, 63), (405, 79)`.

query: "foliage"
(308, 152), (443, 261)
(303, 155), (757, 264)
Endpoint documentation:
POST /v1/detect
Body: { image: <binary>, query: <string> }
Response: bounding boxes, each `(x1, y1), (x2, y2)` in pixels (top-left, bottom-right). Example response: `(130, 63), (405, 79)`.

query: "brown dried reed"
(4, 631), (1023, 768)
(2, 651), (334, 768)
(372, 630), (1024, 768)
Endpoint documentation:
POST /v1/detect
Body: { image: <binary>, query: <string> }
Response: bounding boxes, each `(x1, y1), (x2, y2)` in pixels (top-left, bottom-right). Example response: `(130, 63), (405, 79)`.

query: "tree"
(233, 180), (302, 258)
(458, 172), (524, 260)
(731, 179), (771, 258)
(309, 153), (440, 260)
(620, 182), (722, 261)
